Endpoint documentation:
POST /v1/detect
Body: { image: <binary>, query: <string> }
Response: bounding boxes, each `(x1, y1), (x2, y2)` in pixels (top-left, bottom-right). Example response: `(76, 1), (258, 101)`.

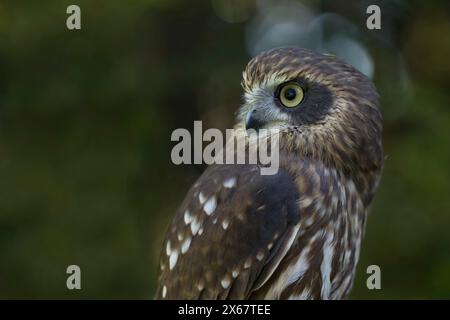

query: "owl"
(155, 47), (383, 300)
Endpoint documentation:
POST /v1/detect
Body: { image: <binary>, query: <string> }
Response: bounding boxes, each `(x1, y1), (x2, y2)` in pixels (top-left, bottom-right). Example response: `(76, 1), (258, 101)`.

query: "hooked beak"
(245, 110), (265, 131)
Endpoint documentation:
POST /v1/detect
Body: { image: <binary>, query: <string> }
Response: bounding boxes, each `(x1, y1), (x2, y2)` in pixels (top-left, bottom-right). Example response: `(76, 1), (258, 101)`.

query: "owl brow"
(272, 76), (309, 93)
(259, 74), (292, 92)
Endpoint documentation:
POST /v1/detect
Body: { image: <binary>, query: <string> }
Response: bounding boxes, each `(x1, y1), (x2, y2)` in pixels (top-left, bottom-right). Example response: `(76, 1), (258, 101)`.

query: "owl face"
(240, 73), (334, 131)
(237, 47), (383, 174)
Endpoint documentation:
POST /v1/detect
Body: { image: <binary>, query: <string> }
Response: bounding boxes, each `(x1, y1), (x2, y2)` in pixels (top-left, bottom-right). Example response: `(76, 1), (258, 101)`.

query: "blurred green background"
(0, 0), (449, 299)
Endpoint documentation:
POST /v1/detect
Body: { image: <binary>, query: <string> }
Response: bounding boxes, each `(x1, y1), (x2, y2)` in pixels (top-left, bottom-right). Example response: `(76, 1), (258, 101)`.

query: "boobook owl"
(155, 47), (383, 299)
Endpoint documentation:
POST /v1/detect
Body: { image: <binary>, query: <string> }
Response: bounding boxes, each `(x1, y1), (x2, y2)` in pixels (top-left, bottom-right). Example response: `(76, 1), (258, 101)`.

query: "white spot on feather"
(190, 218), (201, 235)
(331, 195), (339, 210)
(263, 226), (312, 299)
(221, 276), (231, 289)
(199, 192), (207, 204)
(347, 180), (356, 194)
(222, 219), (229, 230)
(244, 258), (252, 269)
(203, 196), (217, 215)
(289, 287), (311, 300)
(165, 240), (171, 256)
(169, 251), (179, 270)
(181, 237), (192, 254)
(332, 274), (351, 299)
(286, 244), (311, 286)
(162, 286), (167, 298)
(223, 177), (236, 188)
(256, 250), (264, 261)
(299, 197), (313, 209)
(184, 210), (193, 224)
(320, 230), (335, 299)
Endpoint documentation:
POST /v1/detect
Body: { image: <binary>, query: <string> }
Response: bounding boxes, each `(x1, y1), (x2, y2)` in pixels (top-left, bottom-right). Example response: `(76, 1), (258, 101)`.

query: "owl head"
(237, 47), (383, 178)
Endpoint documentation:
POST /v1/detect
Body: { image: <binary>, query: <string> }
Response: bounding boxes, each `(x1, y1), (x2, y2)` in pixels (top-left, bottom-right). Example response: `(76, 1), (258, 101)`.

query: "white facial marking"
(232, 270), (239, 278)
(181, 237), (192, 254)
(199, 192), (207, 204)
(203, 196), (217, 215)
(169, 251), (179, 270)
(223, 177), (236, 188)
(162, 285), (167, 298)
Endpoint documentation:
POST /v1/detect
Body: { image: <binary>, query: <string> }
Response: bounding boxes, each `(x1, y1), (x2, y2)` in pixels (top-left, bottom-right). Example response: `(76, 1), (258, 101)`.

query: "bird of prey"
(155, 47), (383, 300)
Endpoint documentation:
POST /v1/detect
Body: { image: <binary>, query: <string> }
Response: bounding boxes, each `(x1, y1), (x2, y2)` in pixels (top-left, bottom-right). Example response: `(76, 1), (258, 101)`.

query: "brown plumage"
(155, 47), (383, 299)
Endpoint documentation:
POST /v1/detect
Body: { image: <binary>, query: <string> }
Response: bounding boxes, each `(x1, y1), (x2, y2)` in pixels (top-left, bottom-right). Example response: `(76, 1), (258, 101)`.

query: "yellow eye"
(279, 83), (304, 108)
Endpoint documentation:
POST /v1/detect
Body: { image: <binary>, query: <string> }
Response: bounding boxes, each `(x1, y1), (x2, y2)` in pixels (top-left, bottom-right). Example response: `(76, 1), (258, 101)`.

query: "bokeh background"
(0, 0), (449, 299)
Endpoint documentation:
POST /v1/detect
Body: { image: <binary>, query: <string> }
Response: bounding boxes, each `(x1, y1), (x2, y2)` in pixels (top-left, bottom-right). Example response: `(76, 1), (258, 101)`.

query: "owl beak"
(245, 110), (265, 131)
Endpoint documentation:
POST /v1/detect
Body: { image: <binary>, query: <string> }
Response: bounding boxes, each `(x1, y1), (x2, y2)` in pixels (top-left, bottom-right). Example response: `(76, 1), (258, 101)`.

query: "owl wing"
(155, 164), (301, 299)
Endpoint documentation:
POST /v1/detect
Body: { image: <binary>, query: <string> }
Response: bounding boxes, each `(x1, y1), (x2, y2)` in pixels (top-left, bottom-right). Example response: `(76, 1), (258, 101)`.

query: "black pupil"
(284, 87), (297, 101)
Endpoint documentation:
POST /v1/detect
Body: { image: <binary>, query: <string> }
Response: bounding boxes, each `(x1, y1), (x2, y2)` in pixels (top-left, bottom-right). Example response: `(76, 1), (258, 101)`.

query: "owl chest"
(264, 175), (366, 299)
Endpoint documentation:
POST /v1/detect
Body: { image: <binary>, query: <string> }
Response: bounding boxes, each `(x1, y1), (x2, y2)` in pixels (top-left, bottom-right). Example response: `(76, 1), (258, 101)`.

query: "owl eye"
(278, 83), (304, 108)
